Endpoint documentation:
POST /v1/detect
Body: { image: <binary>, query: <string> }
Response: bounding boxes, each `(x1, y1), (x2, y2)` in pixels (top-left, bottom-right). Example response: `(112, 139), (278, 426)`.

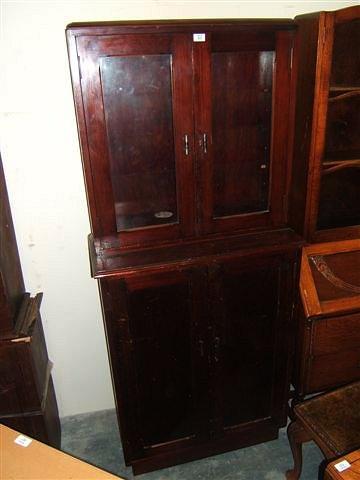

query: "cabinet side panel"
(288, 15), (320, 236)
(0, 155), (25, 334)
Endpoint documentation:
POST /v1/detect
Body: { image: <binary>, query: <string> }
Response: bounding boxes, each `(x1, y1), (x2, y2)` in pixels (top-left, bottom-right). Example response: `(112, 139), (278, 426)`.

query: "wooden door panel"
(219, 264), (279, 427)
(126, 281), (195, 446)
(209, 253), (295, 433)
(101, 267), (209, 457)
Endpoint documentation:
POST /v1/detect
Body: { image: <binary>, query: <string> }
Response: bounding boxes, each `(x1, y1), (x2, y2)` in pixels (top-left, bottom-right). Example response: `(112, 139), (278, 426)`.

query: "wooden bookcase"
(67, 18), (303, 474)
(289, 5), (360, 243)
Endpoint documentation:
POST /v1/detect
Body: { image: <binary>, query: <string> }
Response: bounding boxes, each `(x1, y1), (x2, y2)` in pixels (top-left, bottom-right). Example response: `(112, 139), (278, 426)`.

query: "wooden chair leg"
(286, 420), (313, 480)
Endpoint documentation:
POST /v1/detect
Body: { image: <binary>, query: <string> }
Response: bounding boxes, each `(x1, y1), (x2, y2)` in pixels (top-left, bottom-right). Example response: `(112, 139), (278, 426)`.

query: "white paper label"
(193, 33), (206, 42)
(14, 434), (33, 447)
(334, 460), (351, 472)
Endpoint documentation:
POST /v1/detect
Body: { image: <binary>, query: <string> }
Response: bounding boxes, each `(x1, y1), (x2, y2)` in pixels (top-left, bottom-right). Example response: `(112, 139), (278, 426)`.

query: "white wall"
(1, 0), (358, 417)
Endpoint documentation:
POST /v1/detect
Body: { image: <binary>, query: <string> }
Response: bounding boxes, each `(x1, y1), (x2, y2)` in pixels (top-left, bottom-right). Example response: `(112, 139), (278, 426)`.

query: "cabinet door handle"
(199, 339), (204, 357)
(214, 336), (220, 362)
(202, 133), (208, 154)
(184, 134), (190, 155)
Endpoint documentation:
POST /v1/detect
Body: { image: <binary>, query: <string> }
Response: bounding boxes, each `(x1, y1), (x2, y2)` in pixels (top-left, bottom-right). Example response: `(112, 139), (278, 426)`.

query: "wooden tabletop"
(0, 424), (124, 480)
(324, 450), (360, 480)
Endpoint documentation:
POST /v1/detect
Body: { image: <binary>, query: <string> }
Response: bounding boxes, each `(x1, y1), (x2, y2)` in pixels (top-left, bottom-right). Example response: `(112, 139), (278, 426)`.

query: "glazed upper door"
(194, 30), (293, 235)
(75, 33), (196, 244)
(316, 9), (360, 233)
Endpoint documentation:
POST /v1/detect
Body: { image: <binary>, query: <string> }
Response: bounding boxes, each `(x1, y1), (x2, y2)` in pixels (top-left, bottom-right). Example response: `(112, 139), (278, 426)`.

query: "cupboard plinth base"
(131, 424), (279, 475)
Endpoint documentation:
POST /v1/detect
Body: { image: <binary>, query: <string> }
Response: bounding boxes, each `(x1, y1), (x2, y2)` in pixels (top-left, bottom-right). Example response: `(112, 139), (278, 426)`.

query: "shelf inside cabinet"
(113, 169), (178, 231)
(328, 87), (360, 103)
(329, 86), (360, 92)
(322, 159), (360, 174)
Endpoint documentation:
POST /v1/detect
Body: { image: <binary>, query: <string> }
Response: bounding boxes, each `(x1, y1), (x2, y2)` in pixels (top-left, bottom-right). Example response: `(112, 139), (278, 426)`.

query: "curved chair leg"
(286, 420), (312, 480)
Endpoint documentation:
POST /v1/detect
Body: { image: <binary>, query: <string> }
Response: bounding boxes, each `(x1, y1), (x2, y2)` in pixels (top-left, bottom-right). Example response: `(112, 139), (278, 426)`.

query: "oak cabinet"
(293, 240), (360, 400)
(67, 19), (301, 474)
(289, 5), (360, 243)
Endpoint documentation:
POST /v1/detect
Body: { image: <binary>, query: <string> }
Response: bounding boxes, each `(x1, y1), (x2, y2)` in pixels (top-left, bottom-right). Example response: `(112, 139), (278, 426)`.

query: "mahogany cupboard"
(66, 19), (302, 473)
(98, 244), (299, 474)
(289, 5), (360, 243)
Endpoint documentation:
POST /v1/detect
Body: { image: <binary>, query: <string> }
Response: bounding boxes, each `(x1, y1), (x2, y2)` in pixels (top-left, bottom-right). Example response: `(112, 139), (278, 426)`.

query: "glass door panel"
(75, 33), (195, 242)
(212, 51), (274, 218)
(317, 18), (360, 230)
(195, 31), (292, 235)
(100, 54), (178, 231)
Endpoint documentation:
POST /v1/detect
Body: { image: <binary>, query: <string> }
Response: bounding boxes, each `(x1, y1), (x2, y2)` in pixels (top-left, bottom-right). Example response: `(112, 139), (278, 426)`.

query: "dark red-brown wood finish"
(0, 154), (25, 336)
(66, 18), (304, 475)
(0, 155), (61, 447)
(289, 5), (360, 243)
(293, 240), (360, 402)
(99, 245), (300, 474)
(67, 20), (295, 247)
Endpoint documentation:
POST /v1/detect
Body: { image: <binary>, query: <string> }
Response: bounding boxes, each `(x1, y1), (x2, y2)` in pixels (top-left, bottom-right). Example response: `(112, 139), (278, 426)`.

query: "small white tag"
(193, 33), (206, 42)
(334, 460), (351, 472)
(14, 434), (33, 447)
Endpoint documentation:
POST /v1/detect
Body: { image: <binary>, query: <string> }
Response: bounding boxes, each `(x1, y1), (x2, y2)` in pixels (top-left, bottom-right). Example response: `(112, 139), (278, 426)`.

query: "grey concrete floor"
(61, 409), (324, 480)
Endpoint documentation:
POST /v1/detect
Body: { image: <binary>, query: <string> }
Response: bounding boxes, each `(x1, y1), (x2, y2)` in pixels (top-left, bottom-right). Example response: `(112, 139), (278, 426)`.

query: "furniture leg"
(286, 420), (312, 480)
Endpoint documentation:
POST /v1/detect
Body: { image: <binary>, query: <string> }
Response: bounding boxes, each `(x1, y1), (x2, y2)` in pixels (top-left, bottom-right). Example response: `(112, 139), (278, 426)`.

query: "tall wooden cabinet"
(289, 5), (360, 243)
(67, 19), (302, 474)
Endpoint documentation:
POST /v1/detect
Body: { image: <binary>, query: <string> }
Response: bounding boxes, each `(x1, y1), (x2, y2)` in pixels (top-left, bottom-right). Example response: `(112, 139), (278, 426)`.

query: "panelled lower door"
(208, 253), (295, 436)
(194, 30), (294, 234)
(101, 268), (210, 464)
(76, 33), (196, 244)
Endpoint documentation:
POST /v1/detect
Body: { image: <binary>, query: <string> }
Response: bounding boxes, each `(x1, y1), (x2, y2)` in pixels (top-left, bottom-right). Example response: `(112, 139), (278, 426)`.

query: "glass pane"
(212, 51), (274, 218)
(318, 19), (360, 230)
(317, 169), (360, 229)
(100, 55), (178, 231)
(330, 19), (360, 88)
